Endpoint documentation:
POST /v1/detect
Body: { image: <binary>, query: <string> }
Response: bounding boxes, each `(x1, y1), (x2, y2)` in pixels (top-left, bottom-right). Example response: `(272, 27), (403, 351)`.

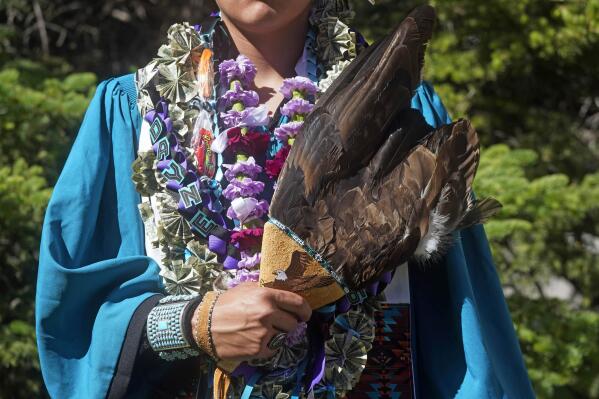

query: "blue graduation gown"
(36, 74), (535, 398)
(411, 82), (535, 399)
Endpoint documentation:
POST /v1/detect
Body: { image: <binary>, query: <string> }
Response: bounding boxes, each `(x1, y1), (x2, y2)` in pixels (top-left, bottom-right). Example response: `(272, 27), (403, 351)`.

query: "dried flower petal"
(221, 105), (270, 128)
(221, 81), (260, 108)
(265, 146), (291, 179)
(222, 177), (265, 200)
(226, 197), (269, 222)
(230, 228), (264, 251)
(238, 251), (261, 268)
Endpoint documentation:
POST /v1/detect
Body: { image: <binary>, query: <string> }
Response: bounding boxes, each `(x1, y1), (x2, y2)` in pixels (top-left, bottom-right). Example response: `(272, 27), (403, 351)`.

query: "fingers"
(270, 289), (312, 322)
(270, 309), (299, 333)
(256, 330), (277, 359)
(211, 284), (311, 360)
(257, 315), (295, 359)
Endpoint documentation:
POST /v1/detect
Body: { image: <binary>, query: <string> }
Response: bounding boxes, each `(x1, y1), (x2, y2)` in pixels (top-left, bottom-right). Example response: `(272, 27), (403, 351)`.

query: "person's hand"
(195, 282), (312, 361)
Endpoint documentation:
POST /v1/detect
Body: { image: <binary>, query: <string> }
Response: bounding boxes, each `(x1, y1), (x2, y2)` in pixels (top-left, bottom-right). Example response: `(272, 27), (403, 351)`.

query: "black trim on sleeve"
(106, 294), (163, 399)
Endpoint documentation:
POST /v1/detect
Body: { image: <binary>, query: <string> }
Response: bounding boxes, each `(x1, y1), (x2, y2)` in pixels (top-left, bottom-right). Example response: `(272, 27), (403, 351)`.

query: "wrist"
(191, 290), (221, 361)
(146, 294), (203, 361)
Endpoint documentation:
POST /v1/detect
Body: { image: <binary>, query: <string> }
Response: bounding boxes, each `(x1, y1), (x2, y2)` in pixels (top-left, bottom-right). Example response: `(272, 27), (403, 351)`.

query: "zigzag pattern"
(345, 304), (413, 399)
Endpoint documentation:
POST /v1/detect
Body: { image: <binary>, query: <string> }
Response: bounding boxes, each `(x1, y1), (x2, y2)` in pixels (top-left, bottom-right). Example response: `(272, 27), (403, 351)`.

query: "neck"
(220, 12), (310, 80)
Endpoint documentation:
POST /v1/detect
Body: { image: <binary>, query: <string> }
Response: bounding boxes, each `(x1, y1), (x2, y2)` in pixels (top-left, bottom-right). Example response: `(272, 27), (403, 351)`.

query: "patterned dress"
(346, 304), (413, 399)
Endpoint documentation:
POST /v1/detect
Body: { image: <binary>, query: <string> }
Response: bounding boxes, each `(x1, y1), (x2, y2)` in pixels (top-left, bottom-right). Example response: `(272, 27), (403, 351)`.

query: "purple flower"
(221, 105), (269, 128)
(221, 81), (260, 108)
(285, 322), (307, 346)
(281, 98), (314, 118)
(222, 178), (265, 200)
(226, 197), (269, 222)
(238, 251), (261, 268)
(222, 157), (263, 181)
(227, 268), (260, 288)
(274, 121), (303, 142)
(280, 77), (318, 99)
(218, 55), (257, 87)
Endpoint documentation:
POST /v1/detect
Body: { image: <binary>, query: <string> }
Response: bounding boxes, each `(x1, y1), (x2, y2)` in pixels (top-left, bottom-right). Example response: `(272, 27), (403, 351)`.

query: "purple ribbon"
(145, 101), (240, 263)
(208, 235), (227, 256)
(145, 99), (173, 132)
(222, 255), (239, 270)
(335, 296), (351, 313)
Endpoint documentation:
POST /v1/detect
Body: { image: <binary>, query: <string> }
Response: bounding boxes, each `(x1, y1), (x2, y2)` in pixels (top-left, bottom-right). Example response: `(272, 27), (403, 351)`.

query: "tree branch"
(32, 0), (49, 56)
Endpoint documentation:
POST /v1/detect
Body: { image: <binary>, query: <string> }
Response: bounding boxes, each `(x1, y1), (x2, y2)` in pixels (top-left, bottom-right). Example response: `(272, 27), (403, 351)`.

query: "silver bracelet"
(146, 294), (201, 361)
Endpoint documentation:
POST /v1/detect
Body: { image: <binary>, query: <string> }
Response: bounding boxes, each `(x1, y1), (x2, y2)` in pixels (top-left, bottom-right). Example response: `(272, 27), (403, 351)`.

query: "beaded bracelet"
(146, 294), (202, 361)
(192, 291), (222, 361)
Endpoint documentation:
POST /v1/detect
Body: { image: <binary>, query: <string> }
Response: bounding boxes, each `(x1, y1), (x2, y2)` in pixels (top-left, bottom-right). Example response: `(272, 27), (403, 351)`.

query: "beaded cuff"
(192, 291), (221, 361)
(146, 294), (202, 361)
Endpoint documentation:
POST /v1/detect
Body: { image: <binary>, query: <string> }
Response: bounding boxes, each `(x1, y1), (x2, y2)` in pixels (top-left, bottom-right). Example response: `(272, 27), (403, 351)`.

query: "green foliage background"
(1, 0), (598, 397)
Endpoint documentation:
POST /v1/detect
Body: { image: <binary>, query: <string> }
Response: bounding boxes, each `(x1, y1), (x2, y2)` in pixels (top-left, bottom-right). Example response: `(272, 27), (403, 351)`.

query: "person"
(36, 1), (536, 398)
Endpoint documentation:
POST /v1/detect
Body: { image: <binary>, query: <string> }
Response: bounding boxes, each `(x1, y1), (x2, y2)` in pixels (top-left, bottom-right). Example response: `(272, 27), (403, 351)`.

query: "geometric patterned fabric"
(344, 304), (413, 399)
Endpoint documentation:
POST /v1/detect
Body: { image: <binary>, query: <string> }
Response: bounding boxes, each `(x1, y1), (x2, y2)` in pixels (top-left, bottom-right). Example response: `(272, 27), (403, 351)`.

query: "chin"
(236, 2), (279, 28)
(217, 0), (311, 34)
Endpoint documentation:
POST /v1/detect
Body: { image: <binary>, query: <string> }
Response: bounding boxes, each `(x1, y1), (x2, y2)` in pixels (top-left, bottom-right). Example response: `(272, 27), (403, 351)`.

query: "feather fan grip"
(259, 5), (501, 309)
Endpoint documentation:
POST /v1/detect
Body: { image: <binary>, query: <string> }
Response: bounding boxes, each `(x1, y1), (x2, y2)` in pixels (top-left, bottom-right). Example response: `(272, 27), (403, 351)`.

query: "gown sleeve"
(35, 74), (165, 398)
(409, 82), (536, 399)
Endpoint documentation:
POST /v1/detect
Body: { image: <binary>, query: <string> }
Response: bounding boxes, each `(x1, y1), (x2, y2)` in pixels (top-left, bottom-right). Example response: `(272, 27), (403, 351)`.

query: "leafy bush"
(0, 63), (95, 397)
(1, 0), (598, 397)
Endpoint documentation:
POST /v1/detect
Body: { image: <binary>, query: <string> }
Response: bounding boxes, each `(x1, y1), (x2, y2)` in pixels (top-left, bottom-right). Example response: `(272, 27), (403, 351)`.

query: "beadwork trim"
(192, 291), (222, 361)
(207, 291), (221, 359)
(268, 217), (366, 305)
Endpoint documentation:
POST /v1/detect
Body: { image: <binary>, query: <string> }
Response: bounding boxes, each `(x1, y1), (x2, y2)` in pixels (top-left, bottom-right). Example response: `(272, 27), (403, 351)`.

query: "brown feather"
(265, 5), (501, 291)
(457, 197), (503, 230)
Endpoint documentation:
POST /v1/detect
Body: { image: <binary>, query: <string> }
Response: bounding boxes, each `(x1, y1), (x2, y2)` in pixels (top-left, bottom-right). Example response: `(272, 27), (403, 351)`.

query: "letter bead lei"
(134, 8), (385, 397)
(141, 37), (319, 285)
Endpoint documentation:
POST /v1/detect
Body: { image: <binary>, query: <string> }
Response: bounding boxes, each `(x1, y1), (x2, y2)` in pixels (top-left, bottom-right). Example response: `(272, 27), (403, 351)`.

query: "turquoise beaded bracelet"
(146, 294), (202, 361)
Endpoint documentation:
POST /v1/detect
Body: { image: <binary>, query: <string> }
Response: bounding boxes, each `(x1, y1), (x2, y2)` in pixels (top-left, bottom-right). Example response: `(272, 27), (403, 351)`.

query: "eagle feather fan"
(259, 5), (501, 309)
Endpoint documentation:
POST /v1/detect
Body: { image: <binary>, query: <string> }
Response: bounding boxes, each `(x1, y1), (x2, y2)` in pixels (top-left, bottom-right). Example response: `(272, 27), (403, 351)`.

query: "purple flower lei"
(218, 55), (257, 87)
(281, 98), (314, 118)
(216, 55), (316, 285)
(217, 55), (266, 283)
(221, 81), (260, 108)
(280, 76), (318, 99)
